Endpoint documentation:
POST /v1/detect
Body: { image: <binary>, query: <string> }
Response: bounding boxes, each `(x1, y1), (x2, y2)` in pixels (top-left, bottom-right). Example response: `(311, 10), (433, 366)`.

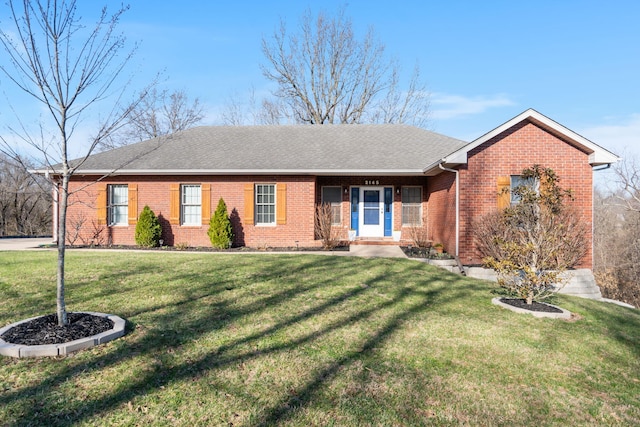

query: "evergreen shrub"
(208, 198), (233, 249)
(135, 205), (162, 247)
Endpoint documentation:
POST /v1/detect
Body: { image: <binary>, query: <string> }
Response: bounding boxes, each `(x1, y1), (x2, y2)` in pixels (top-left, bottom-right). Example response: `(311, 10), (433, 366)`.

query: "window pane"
(402, 187), (421, 225)
(322, 187), (341, 204)
(255, 184), (276, 224)
(402, 205), (421, 225)
(112, 185), (128, 204)
(108, 184), (128, 225)
(114, 205), (127, 224)
(181, 185), (201, 225)
(322, 187), (342, 224)
(402, 187), (421, 204)
(331, 205), (341, 224)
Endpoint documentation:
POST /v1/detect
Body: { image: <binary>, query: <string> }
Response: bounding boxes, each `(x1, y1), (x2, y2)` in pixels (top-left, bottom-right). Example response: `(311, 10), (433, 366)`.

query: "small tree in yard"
(208, 198), (233, 249)
(475, 165), (587, 304)
(135, 206), (162, 248)
(0, 1), (151, 325)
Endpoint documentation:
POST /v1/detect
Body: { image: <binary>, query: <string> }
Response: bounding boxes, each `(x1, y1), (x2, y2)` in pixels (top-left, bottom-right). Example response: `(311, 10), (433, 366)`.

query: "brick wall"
(457, 120), (593, 268)
(66, 175), (318, 248)
(426, 172), (457, 255)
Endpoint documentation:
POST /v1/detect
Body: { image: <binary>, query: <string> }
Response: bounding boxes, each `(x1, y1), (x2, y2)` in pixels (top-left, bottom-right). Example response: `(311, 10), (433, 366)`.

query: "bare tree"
(594, 156), (640, 307)
(259, 8), (429, 126)
(372, 64), (430, 128)
(612, 155), (640, 213)
(102, 88), (204, 149)
(0, 0), (148, 325)
(0, 154), (50, 236)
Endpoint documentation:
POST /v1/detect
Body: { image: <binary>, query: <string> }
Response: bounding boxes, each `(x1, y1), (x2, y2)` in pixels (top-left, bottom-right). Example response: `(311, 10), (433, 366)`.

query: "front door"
(359, 187), (384, 237)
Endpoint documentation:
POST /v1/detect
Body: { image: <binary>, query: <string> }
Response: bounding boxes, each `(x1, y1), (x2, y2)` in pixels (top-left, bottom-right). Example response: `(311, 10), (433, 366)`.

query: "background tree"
(101, 88), (204, 149)
(0, 0), (148, 325)
(229, 8), (429, 126)
(475, 165), (587, 304)
(593, 156), (640, 307)
(0, 154), (50, 236)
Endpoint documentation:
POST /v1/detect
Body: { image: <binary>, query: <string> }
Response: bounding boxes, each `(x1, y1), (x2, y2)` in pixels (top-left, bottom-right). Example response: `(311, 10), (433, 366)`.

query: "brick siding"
(457, 121), (593, 268)
(66, 175), (318, 248)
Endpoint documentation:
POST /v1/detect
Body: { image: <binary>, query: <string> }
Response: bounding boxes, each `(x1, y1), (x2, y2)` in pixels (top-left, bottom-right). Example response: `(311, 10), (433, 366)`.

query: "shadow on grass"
(0, 254), (522, 425)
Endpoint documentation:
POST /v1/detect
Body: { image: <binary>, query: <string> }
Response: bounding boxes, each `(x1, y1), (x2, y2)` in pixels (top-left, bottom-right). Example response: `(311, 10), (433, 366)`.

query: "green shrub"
(135, 205), (162, 247)
(208, 198), (233, 249)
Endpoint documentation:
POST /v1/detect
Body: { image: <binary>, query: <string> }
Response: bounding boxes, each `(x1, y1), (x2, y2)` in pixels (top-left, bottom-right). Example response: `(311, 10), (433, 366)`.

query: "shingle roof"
(68, 124), (468, 176)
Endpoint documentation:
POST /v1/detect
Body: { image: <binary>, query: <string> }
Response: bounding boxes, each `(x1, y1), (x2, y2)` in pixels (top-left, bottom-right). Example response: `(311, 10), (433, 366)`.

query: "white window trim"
(108, 184), (128, 226)
(181, 184), (202, 226)
(255, 183), (276, 226)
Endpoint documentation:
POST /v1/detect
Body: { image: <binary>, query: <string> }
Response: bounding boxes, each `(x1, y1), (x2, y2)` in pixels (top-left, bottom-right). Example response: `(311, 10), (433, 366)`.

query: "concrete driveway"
(0, 238), (54, 251)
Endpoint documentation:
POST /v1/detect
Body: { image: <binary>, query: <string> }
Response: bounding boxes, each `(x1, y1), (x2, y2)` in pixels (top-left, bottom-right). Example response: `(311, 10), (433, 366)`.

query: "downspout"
(438, 162), (459, 257)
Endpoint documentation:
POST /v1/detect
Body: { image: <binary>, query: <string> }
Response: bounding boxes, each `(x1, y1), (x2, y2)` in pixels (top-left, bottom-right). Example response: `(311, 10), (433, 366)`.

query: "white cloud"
(580, 114), (640, 159)
(430, 93), (515, 120)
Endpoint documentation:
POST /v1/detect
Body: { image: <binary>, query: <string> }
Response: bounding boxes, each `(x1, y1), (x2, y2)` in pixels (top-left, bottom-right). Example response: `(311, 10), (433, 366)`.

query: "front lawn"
(0, 251), (638, 426)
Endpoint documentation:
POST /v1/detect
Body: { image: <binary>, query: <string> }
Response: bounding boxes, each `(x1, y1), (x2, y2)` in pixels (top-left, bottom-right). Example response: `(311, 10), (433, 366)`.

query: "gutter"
(438, 162), (459, 257)
(31, 168), (428, 177)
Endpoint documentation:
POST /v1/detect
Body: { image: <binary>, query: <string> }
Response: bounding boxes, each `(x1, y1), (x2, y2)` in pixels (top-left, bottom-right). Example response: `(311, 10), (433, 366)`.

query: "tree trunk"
(56, 175), (68, 326)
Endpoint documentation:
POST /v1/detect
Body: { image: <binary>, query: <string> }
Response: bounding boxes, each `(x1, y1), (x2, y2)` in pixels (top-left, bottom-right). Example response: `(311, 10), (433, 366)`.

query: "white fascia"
(432, 109), (621, 169)
(34, 169), (428, 177)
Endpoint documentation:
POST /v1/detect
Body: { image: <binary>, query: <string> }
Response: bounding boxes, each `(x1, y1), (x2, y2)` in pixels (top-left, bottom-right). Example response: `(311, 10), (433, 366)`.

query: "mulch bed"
(1, 313), (114, 345)
(400, 246), (454, 259)
(499, 298), (563, 313)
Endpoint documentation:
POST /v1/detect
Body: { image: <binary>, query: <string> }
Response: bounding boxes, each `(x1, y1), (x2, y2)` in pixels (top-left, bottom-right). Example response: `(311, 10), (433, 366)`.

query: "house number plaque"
(364, 180), (380, 185)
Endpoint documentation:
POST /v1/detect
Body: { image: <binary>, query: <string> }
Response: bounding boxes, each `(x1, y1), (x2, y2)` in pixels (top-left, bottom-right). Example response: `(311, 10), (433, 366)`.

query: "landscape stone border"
(0, 312), (125, 358)
(491, 298), (572, 319)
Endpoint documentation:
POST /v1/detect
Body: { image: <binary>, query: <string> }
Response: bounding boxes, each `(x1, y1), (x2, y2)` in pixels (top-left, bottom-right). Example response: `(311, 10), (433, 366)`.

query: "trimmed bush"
(135, 205), (162, 248)
(208, 198), (233, 249)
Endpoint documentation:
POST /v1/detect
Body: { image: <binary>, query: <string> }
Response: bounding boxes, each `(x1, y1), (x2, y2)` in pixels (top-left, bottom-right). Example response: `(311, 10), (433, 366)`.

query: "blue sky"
(1, 0), (639, 171)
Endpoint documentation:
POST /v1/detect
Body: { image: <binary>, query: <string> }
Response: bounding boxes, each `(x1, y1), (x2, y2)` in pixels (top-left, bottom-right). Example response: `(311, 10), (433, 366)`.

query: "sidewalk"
(0, 237), (407, 258)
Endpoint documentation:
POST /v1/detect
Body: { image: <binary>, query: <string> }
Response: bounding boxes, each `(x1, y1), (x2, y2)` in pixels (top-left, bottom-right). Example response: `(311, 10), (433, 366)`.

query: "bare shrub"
(66, 213), (87, 245)
(315, 203), (341, 249)
(88, 220), (106, 246)
(405, 212), (430, 248)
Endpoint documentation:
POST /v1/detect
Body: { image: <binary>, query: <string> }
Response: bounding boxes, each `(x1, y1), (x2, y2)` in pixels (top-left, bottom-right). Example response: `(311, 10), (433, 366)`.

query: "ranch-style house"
(43, 109), (619, 271)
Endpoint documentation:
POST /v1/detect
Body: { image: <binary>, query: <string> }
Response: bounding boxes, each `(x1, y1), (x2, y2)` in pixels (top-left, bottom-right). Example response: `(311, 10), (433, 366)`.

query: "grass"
(0, 250), (638, 426)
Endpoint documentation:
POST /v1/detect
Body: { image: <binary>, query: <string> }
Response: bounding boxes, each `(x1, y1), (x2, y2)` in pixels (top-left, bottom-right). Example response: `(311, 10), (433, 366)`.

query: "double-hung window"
(402, 187), (422, 226)
(255, 184), (276, 225)
(108, 184), (128, 225)
(321, 186), (342, 224)
(181, 184), (201, 225)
